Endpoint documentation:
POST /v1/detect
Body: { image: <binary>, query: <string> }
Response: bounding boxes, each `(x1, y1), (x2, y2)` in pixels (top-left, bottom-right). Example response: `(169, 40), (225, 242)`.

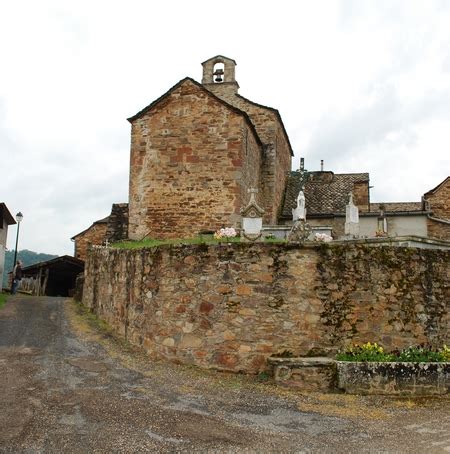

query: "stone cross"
(248, 187), (258, 204)
(292, 189), (306, 221)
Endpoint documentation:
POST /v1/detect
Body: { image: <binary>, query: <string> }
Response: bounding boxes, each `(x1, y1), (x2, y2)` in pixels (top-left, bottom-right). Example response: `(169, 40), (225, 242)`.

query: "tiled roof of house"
(281, 171), (369, 218)
(424, 176), (450, 196)
(0, 203), (16, 225)
(369, 202), (424, 213)
(70, 215), (110, 240)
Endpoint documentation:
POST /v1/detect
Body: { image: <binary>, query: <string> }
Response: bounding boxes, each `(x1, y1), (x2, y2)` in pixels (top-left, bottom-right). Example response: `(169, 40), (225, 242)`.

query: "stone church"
(71, 56), (449, 260)
(127, 55), (293, 240)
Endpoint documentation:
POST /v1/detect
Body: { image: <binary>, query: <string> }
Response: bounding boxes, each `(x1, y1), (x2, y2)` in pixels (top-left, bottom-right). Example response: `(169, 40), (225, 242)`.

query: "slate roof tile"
(281, 171), (369, 217)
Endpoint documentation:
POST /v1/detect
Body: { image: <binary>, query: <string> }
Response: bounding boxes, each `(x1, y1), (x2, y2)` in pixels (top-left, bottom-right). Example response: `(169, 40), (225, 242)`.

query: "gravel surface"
(0, 296), (449, 453)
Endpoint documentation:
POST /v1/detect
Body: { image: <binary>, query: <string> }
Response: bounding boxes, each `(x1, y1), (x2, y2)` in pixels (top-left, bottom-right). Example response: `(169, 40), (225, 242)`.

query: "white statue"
(292, 190), (306, 221)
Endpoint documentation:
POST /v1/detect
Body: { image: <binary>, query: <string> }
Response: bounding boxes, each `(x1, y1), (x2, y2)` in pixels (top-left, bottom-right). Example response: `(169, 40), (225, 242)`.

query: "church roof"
(281, 171), (369, 217)
(235, 94), (294, 157)
(127, 77), (262, 147)
(201, 55), (237, 65)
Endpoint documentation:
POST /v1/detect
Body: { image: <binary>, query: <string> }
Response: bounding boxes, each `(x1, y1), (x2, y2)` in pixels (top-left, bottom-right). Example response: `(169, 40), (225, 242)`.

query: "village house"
(71, 56), (450, 258)
(0, 203), (16, 288)
(281, 166), (450, 240)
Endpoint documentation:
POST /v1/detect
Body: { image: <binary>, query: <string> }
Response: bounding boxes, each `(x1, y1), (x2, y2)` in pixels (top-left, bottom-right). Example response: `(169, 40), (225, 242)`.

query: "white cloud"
(1, 0), (449, 254)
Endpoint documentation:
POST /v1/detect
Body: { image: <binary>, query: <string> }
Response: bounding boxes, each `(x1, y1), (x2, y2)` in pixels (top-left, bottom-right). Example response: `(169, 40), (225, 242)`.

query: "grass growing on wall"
(112, 235), (242, 249)
(112, 235), (288, 250)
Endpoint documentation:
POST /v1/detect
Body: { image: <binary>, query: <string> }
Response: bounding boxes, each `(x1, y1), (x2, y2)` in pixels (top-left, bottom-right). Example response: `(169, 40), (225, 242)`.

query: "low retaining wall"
(337, 362), (450, 395)
(82, 243), (449, 373)
(267, 358), (450, 395)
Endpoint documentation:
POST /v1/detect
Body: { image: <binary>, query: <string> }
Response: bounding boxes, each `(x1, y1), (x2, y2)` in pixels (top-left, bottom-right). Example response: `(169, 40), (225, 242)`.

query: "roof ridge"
(127, 77), (262, 147)
(235, 94), (294, 157)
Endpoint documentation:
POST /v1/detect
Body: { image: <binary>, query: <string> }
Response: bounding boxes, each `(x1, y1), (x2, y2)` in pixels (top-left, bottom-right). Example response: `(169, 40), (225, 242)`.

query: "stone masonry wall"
(203, 87), (292, 224)
(128, 79), (262, 240)
(425, 178), (450, 241)
(82, 243), (449, 374)
(74, 223), (108, 261)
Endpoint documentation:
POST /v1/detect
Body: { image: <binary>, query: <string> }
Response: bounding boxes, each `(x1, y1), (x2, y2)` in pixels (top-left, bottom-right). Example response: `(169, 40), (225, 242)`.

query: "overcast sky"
(1, 0), (449, 256)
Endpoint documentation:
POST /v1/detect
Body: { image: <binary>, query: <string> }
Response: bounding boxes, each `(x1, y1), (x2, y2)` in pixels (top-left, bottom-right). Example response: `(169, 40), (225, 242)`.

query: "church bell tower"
(201, 55), (239, 98)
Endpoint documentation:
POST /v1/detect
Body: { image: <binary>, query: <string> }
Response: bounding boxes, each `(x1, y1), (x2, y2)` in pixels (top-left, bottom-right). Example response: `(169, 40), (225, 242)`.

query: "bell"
(213, 68), (224, 83)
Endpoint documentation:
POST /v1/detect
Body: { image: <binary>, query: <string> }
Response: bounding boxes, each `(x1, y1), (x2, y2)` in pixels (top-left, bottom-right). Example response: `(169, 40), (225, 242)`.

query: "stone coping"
(267, 357), (335, 367)
(107, 236), (449, 252)
(335, 361), (450, 366)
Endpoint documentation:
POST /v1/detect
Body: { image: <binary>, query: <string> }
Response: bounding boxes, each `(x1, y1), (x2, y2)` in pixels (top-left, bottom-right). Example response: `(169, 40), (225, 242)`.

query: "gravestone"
(240, 188), (265, 241)
(345, 193), (359, 237)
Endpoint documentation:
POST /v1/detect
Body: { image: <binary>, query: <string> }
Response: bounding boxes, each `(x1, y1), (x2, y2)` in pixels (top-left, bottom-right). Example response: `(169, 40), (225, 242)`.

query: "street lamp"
(12, 212), (23, 272)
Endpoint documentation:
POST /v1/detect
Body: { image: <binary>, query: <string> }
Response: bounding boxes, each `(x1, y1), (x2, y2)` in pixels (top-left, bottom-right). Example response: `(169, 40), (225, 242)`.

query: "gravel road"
(0, 296), (449, 453)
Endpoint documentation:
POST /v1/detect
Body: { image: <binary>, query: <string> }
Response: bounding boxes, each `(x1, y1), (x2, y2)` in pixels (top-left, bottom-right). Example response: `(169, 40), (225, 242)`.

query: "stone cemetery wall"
(82, 244), (449, 373)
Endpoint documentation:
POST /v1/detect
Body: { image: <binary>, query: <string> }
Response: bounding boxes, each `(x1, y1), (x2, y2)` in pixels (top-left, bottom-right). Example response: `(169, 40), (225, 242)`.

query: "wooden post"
(42, 268), (49, 296)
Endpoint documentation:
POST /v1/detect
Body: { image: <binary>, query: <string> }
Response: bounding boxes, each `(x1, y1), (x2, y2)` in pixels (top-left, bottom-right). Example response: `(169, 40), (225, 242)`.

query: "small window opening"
(213, 62), (224, 83)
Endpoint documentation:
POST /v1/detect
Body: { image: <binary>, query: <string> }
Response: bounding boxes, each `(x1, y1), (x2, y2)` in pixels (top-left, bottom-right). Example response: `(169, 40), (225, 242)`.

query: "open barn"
(20, 256), (84, 297)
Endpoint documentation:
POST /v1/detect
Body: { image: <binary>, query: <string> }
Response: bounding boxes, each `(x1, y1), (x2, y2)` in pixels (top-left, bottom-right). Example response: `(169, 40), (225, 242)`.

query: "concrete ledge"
(337, 362), (450, 396)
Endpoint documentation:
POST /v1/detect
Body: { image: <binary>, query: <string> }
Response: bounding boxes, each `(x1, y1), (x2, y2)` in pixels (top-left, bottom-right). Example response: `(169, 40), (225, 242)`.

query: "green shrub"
(336, 342), (450, 362)
(336, 342), (394, 362)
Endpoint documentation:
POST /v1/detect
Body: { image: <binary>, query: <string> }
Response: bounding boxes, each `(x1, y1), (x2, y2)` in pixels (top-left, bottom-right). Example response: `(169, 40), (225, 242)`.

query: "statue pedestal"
(345, 221), (359, 237)
(287, 220), (312, 243)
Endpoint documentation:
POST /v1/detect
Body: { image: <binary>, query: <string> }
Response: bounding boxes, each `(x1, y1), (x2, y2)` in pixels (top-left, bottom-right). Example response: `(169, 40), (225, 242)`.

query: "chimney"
(320, 159), (324, 171)
(300, 157), (305, 171)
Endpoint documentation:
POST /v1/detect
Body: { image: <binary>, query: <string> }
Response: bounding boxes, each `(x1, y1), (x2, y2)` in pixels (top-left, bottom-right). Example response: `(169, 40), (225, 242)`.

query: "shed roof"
(21, 255), (84, 275)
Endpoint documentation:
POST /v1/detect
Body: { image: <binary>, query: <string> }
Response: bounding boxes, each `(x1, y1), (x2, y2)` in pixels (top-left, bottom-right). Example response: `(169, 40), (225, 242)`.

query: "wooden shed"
(20, 255), (84, 297)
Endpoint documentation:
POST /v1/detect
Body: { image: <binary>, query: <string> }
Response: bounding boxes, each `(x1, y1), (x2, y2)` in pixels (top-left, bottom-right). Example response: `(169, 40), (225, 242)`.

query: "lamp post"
(12, 211), (23, 272)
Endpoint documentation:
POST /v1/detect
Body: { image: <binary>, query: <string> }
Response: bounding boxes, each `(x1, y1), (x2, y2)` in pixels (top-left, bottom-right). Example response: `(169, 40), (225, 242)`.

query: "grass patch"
(72, 300), (114, 335)
(112, 234), (241, 250)
(0, 292), (7, 309)
(112, 234), (289, 250)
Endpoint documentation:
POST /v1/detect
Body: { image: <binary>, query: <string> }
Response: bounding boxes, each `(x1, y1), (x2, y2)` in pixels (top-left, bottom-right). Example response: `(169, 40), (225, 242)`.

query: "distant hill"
(3, 249), (58, 287)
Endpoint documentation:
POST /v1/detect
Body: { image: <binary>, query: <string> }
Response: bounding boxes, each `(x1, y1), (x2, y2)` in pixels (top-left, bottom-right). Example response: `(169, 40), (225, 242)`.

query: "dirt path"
(0, 296), (449, 453)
